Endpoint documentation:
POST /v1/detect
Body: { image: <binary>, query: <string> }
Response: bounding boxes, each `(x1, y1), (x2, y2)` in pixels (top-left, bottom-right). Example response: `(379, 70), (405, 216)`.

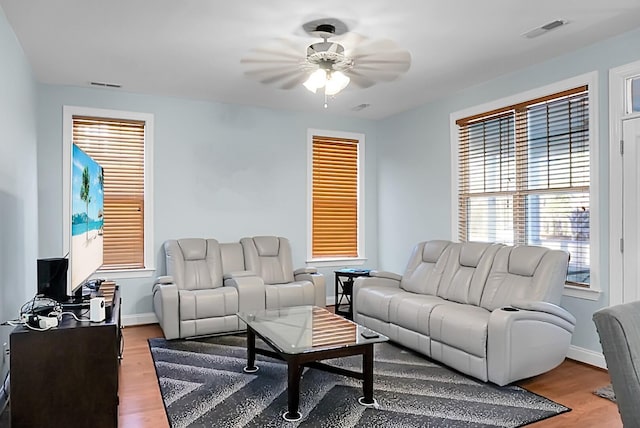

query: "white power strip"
(38, 316), (58, 329)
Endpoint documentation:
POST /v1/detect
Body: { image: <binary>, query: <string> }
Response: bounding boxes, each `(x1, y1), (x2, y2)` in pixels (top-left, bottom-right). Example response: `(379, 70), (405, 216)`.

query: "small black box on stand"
(37, 257), (68, 301)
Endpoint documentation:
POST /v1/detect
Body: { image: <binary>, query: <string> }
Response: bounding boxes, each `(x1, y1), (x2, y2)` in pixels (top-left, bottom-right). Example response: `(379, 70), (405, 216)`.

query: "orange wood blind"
(457, 86), (590, 285)
(312, 135), (359, 258)
(73, 115), (146, 270)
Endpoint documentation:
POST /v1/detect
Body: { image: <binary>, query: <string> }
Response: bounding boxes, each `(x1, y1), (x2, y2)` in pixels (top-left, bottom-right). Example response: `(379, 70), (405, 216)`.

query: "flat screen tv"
(69, 143), (104, 299)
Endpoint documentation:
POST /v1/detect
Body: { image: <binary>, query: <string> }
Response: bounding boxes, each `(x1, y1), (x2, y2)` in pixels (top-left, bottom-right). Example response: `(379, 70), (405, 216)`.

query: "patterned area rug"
(149, 335), (570, 428)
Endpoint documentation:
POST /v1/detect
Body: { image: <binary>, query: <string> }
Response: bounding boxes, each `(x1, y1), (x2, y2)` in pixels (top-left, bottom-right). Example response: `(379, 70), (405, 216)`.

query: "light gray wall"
(37, 85), (379, 317)
(378, 27), (640, 353)
(0, 8), (38, 381)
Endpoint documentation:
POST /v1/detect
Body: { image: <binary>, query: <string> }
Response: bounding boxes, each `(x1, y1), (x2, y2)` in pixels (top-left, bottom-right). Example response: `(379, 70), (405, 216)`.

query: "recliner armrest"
(370, 270), (402, 282)
(510, 299), (577, 325)
(223, 270), (257, 280)
(152, 281), (179, 339)
(294, 267), (318, 275)
(224, 274), (265, 315)
(294, 271), (326, 307)
(154, 275), (174, 285)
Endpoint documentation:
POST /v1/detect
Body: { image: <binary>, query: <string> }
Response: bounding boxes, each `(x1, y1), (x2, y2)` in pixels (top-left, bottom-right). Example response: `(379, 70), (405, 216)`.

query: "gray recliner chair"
(240, 236), (326, 309)
(593, 300), (640, 428)
(153, 238), (264, 339)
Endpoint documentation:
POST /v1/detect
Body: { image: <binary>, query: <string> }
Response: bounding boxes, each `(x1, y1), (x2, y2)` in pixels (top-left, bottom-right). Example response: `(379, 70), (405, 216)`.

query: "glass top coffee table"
(237, 305), (388, 422)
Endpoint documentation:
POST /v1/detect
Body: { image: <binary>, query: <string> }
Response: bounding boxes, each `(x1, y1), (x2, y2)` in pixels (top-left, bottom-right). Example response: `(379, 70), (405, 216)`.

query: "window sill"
(306, 258), (367, 268)
(563, 284), (601, 301)
(95, 267), (156, 280)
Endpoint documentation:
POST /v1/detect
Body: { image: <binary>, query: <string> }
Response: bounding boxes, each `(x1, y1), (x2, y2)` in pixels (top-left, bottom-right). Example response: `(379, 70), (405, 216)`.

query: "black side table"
(334, 269), (371, 319)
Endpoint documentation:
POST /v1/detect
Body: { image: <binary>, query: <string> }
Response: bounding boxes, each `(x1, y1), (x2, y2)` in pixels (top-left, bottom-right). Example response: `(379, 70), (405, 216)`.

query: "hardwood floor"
(118, 324), (621, 428)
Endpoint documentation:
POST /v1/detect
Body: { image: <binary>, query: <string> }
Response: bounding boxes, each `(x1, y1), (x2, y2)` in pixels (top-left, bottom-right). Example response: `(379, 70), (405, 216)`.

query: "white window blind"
(457, 86), (590, 285)
(312, 135), (359, 258)
(72, 116), (146, 270)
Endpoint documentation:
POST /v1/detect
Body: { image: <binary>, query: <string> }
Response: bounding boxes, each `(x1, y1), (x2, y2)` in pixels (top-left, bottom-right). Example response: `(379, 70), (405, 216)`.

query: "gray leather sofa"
(353, 240), (575, 386)
(153, 236), (325, 339)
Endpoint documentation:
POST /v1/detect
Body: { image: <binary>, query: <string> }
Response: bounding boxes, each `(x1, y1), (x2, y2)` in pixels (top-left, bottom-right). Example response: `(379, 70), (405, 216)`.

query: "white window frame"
(62, 106), (155, 279)
(306, 128), (366, 267)
(450, 72), (600, 300)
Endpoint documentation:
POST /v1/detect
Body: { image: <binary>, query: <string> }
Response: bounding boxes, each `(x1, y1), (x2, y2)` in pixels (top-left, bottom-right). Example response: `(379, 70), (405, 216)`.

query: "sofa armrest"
(223, 270), (257, 279)
(224, 273), (265, 315)
(154, 275), (174, 285)
(369, 270), (402, 282)
(152, 280), (180, 340)
(510, 299), (577, 325)
(487, 305), (575, 385)
(295, 271), (326, 307)
(294, 267), (318, 275)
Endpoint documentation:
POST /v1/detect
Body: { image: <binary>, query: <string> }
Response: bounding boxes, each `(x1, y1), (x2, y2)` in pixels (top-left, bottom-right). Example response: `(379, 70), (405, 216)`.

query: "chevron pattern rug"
(149, 335), (569, 428)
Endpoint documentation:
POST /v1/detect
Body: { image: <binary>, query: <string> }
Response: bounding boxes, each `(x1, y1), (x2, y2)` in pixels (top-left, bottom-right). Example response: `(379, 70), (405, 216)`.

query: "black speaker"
(37, 258), (69, 301)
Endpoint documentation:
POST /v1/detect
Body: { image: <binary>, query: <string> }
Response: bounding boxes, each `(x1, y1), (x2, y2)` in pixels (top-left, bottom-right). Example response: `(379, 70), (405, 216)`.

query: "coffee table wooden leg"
(283, 361), (303, 422)
(243, 328), (259, 373)
(358, 344), (379, 408)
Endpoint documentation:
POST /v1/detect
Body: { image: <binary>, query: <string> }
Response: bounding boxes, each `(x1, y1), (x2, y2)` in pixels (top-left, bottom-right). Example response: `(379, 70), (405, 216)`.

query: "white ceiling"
(2, 0), (640, 119)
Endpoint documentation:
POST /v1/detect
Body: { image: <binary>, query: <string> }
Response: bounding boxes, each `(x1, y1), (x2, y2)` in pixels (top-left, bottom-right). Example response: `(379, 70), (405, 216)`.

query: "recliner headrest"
(508, 246), (546, 277)
(253, 236), (281, 257)
(177, 238), (208, 261)
(422, 240), (450, 263)
(459, 242), (491, 267)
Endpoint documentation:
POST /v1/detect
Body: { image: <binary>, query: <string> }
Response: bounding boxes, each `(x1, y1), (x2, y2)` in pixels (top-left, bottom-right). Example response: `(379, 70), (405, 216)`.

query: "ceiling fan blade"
(334, 32), (368, 48)
(265, 69), (307, 86)
(348, 39), (404, 57)
(280, 72), (310, 90)
(343, 69), (376, 88)
(247, 48), (303, 61)
(241, 57), (302, 66)
(244, 66), (297, 80)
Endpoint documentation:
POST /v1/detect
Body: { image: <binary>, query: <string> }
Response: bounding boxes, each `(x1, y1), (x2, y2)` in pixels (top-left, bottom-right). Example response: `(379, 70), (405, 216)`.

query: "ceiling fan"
(241, 18), (412, 107)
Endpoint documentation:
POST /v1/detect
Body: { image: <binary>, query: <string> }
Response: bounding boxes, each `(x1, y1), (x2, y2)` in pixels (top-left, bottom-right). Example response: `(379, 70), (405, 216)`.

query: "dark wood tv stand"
(10, 286), (122, 428)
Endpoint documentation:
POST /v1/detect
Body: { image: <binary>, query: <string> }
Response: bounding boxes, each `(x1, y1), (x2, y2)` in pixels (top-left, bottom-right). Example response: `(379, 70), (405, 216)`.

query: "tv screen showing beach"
(71, 144), (104, 293)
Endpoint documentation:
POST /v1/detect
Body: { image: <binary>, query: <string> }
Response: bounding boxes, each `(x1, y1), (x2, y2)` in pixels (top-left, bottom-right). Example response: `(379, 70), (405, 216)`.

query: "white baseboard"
(327, 296), (336, 306)
(567, 344), (606, 369)
(122, 312), (158, 327)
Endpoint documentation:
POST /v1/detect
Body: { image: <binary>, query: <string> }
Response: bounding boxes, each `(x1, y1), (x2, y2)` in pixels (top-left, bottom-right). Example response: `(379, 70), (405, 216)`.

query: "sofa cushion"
(400, 240), (451, 294)
(480, 246), (570, 310)
(437, 242), (501, 306)
(389, 292), (448, 336)
(356, 285), (406, 322)
(179, 287), (238, 320)
(509, 246), (547, 276)
(429, 303), (491, 358)
(241, 236), (295, 284)
(166, 239), (224, 291)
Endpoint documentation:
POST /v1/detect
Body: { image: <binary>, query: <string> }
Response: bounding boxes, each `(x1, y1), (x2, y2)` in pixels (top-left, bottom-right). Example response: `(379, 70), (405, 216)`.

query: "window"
(63, 107), (154, 277)
(307, 129), (364, 264)
(627, 75), (640, 113)
(456, 86), (591, 286)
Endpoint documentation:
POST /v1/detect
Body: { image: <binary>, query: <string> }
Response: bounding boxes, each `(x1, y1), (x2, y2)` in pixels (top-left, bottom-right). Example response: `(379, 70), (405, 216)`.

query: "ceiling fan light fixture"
(303, 69), (327, 93)
(325, 71), (350, 96)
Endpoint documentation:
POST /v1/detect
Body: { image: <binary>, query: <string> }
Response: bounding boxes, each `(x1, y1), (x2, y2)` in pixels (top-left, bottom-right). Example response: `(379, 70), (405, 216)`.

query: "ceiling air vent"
(90, 81), (122, 88)
(522, 19), (567, 39)
(351, 103), (371, 111)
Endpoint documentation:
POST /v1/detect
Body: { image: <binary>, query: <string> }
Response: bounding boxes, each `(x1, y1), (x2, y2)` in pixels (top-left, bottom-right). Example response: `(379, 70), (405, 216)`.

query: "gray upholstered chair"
(153, 238), (264, 339)
(593, 301), (640, 427)
(240, 236), (326, 309)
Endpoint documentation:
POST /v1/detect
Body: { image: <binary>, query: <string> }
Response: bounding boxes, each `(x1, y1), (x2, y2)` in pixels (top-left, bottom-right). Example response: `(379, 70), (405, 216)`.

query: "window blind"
(312, 135), (359, 258)
(73, 116), (146, 270)
(457, 86), (590, 285)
